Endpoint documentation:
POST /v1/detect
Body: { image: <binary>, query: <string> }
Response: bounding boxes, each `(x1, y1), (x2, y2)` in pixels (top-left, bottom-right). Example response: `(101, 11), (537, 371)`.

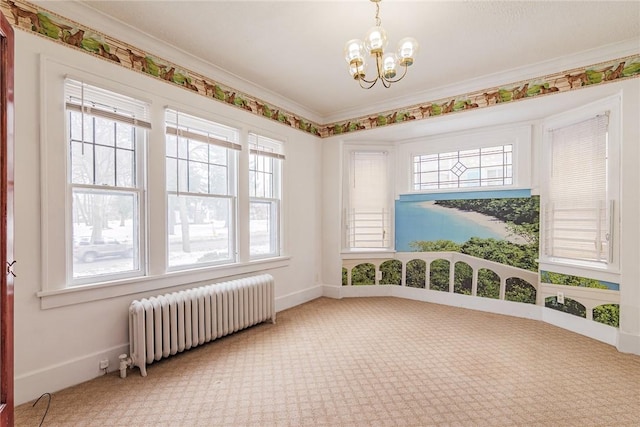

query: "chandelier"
(344, 0), (419, 89)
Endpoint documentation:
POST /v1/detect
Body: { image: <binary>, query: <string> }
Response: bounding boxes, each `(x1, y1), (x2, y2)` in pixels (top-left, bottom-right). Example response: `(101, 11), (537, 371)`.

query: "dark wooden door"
(0, 9), (14, 427)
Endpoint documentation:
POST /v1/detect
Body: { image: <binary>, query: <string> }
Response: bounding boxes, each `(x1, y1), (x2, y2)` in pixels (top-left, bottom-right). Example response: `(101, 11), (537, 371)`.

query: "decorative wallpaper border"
(323, 54), (639, 136)
(3, 0), (639, 139)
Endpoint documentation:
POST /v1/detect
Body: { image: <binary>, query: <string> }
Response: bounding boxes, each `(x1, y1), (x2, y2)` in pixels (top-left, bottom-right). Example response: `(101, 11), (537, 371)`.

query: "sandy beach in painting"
(418, 201), (528, 245)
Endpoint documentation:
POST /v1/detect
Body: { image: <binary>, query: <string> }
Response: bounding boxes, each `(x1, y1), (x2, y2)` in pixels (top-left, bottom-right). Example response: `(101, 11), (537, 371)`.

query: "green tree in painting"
(540, 271), (608, 289)
(351, 263), (375, 286)
(505, 278), (536, 304)
(410, 239), (461, 252)
(406, 259), (426, 288)
(461, 237), (538, 272)
(593, 304), (620, 327)
(429, 259), (450, 291)
(545, 296), (586, 318)
(477, 268), (500, 299)
(454, 262), (472, 295)
(380, 260), (402, 285)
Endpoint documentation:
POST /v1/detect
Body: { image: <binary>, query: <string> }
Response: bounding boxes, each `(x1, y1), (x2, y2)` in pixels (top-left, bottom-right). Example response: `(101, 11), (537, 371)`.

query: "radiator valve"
(119, 354), (132, 379)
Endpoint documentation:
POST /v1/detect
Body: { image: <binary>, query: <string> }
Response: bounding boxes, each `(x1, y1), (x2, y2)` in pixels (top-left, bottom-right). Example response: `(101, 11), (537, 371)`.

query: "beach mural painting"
(393, 190), (619, 326)
(395, 189), (537, 251)
(395, 190), (540, 301)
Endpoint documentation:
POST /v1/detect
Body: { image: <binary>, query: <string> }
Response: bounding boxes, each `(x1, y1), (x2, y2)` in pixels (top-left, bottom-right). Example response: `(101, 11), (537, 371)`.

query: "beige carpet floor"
(15, 297), (640, 426)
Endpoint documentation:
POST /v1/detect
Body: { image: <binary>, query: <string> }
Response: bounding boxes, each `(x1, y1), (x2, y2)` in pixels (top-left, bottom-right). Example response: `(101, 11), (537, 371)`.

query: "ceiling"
(37, 1), (640, 123)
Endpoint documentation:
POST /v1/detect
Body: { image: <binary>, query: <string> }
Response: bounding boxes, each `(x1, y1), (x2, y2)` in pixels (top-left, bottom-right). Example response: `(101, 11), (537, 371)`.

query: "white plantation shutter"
(545, 114), (610, 263)
(348, 151), (390, 248)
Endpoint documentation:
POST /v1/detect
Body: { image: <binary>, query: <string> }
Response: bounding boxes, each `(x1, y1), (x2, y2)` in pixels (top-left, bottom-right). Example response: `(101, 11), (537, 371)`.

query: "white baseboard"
(324, 285), (624, 351)
(542, 307), (618, 346)
(275, 284), (323, 312)
(15, 344), (128, 406)
(617, 330), (640, 355)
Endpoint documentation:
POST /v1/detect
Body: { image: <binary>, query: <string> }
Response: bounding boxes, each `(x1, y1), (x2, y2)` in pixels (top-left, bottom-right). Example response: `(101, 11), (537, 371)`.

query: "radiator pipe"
(119, 354), (132, 379)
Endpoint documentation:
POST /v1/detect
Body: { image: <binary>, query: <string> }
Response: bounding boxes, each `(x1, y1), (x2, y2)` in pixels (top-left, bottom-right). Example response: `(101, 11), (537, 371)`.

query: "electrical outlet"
(557, 291), (564, 304)
(99, 359), (109, 370)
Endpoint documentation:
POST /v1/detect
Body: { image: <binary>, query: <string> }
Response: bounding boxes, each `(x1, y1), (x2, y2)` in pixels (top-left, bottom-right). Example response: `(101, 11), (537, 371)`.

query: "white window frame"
(65, 79), (149, 286)
(539, 94), (621, 281)
(165, 109), (240, 270)
(397, 124), (532, 196)
(342, 144), (395, 252)
(38, 57), (291, 309)
(248, 133), (284, 260)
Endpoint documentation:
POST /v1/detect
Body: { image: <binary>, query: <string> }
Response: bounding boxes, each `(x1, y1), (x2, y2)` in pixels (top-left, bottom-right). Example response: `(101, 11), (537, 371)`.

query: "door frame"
(0, 9), (14, 426)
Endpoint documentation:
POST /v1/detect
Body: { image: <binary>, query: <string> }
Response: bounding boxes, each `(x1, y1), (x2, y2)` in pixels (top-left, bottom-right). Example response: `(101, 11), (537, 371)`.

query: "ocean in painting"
(395, 200), (505, 251)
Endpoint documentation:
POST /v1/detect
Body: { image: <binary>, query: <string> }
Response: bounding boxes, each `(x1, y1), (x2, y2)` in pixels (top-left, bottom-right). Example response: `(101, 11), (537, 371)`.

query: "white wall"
(13, 30), (323, 405)
(321, 76), (640, 356)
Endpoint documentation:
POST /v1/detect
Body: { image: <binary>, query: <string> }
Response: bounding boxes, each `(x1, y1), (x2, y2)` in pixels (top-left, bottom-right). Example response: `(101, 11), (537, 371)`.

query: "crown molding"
(30, 0), (323, 124)
(323, 38), (640, 124)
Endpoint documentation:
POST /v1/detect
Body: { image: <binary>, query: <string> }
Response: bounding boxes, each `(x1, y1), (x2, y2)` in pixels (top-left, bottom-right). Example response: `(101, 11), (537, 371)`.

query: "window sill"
(341, 249), (396, 260)
(37, 256), (291, 309)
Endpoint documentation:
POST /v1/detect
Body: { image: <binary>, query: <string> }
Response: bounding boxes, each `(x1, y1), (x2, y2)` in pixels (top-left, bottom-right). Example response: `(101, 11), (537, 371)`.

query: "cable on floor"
(32, 392), (51, 427)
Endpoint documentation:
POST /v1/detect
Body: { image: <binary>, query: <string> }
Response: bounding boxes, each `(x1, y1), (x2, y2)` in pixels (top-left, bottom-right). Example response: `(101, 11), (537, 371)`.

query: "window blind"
(65, 79), (151, 129)
(348, 151), (390, 248)
(248, 133), (285, 159)
(546, 113), (610, 263)
(165, 109), (241, 151)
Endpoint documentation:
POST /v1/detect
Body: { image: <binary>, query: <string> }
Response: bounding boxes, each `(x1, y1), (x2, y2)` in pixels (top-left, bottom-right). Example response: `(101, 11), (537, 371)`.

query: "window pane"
(189, 140), (208, 162)
(166, 158), (177, 192)
(177, 159), (188, 193)
(177, 137), (188, 159)
(95, 145), (115, 186)
(188, 161), (209, 193)
(72, 189), (139, 279)
(71, 141), (94, 185)
(250, 200), (278, 257)
(116, 123), (134, 150)
(116, 149), (134, 187)
(413, 144), (513, 189)
(166, 134), (177, 158)
(168, 194), (233, 268)
(94, 117), (115, 147)
(209, 164), (227, 195)
(209, 145), (227, 166)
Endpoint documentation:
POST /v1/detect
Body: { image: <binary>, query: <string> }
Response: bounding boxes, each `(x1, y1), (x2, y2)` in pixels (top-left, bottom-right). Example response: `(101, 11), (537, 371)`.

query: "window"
(248, 133), (283, 259)
(66, 80), (150, 284)
(413, 145), (513, 190)
(544, 115), (612, 265)
(541, 96), (620, 274)
(165, 110), (240, 269)
(345, 150), (391, 249)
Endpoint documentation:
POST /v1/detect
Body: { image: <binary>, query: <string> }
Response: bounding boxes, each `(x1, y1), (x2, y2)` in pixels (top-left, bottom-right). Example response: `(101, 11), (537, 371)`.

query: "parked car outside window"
(73, 238), (133, 263)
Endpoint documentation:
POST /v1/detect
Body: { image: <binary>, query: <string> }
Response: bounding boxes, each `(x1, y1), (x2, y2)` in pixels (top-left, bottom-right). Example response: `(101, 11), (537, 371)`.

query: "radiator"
(128, 274), (276, 376)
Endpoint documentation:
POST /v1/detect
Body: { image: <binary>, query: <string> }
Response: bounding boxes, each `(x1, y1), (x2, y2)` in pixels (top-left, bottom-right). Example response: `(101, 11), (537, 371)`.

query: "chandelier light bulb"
(349, 62), (366, 80)
(344, 39), (365, 66)
(364, 25), (388, 54)
(397, 37), (419, 66)
(382, 53), (398, 79)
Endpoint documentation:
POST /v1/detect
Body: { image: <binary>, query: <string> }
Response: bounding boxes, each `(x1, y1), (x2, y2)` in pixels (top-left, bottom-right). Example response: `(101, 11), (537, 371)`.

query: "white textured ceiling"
(38, 1), (640, 122)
